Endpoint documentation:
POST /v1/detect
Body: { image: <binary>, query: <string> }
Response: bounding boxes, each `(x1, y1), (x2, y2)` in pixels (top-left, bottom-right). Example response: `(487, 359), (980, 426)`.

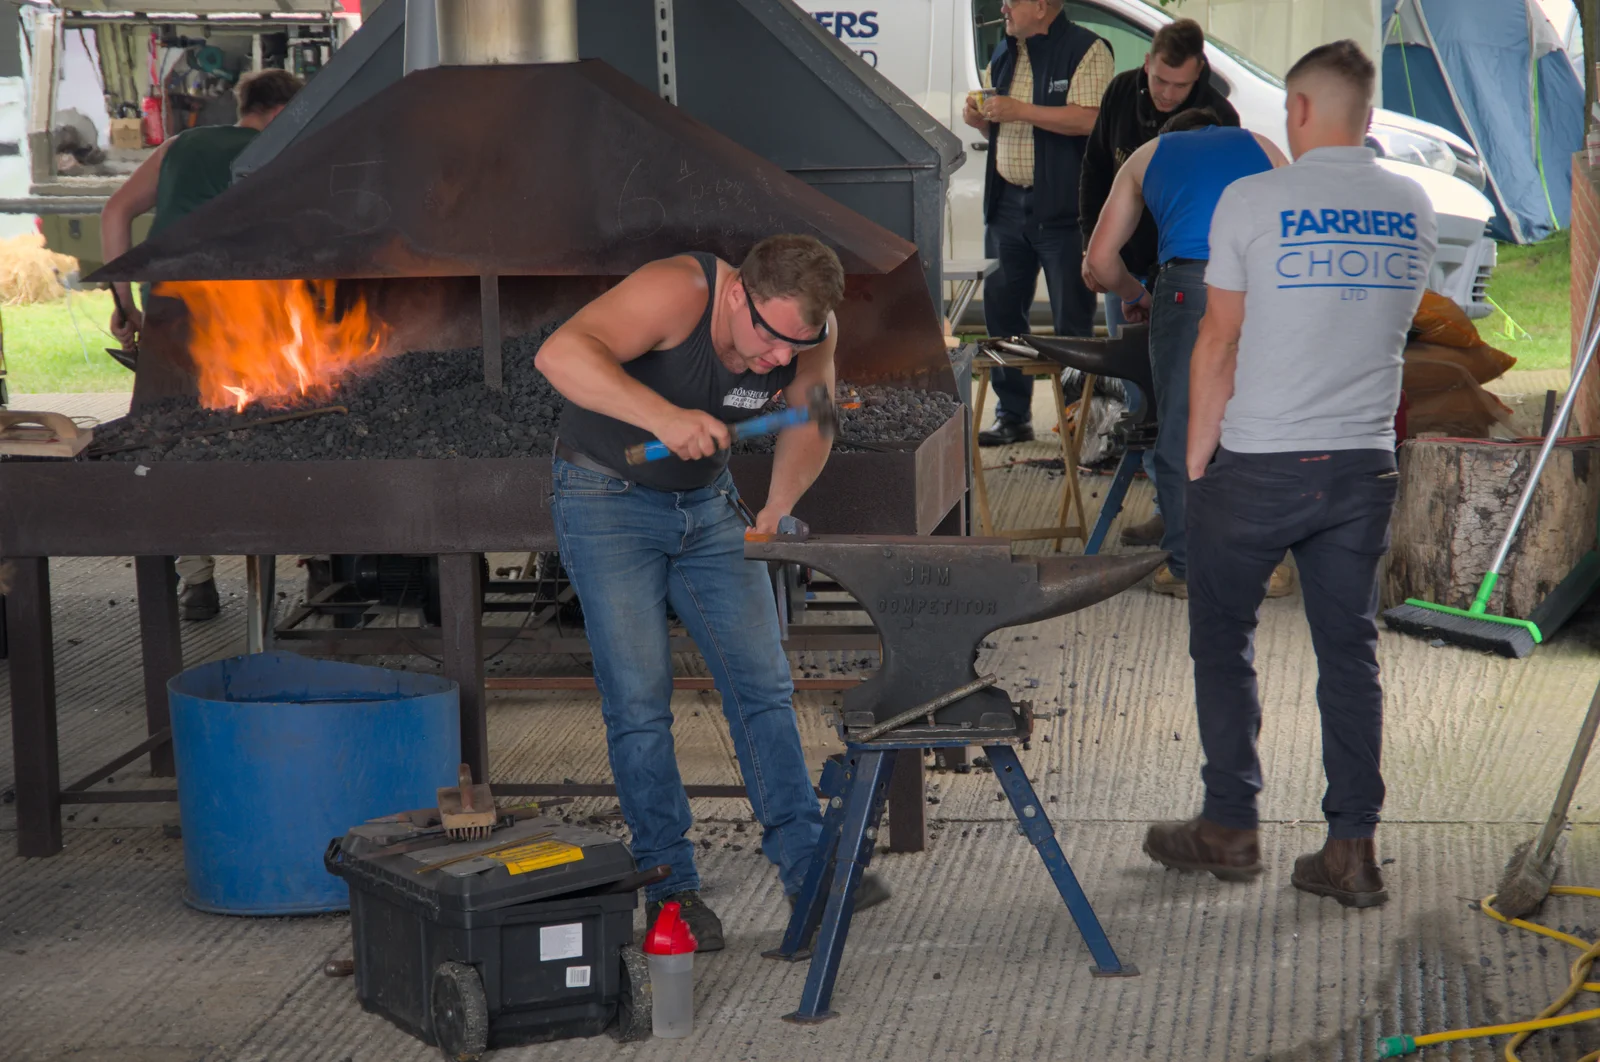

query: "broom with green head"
(1382, 267), (1600, 658)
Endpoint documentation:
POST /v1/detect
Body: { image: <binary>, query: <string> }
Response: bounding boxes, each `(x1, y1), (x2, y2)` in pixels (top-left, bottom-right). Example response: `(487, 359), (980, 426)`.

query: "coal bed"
(86, 329), (961, 463)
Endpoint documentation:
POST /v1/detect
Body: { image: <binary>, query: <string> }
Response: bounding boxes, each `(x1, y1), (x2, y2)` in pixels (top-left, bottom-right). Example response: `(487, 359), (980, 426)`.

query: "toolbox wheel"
(607, 945), (652, 1043)
(431, 961), (489, 1061)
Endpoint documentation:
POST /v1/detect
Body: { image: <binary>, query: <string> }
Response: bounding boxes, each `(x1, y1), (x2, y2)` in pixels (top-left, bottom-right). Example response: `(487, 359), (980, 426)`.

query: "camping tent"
(1381, 0), (1584, 243)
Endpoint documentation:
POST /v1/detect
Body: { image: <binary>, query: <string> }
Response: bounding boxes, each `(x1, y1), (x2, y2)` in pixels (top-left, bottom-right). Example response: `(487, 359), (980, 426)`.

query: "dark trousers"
(982, 181), (1097, 424)
(1186, 447), (1399, 840)
(1149, 261), (1207, 576)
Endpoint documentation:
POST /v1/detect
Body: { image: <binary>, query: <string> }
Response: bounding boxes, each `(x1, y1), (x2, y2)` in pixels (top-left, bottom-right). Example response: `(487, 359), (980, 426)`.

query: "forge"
(89, 331), (963, 465)
(0, 0), (969, 859)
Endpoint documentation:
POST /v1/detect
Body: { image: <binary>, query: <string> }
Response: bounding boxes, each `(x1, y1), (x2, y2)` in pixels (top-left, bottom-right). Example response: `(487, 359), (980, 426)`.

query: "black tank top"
(556, 252), (800, 491)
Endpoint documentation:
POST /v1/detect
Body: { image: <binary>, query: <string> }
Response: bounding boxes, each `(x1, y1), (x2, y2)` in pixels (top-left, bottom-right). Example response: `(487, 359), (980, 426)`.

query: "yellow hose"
(1377, 887), (1600, 1061)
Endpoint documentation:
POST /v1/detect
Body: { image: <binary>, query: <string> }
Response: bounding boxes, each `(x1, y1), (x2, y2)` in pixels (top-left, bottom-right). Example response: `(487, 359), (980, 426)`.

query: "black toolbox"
(326, 817), (651, 1059)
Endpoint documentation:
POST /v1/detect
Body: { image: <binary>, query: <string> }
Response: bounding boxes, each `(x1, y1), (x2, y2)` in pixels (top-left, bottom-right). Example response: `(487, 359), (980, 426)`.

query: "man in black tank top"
(538, 235), (889, 949)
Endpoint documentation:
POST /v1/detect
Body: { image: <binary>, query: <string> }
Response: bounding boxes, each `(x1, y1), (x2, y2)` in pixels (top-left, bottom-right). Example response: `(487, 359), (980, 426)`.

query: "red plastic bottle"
(140, 96), (164, 146)
(641, 901), (696, 1037)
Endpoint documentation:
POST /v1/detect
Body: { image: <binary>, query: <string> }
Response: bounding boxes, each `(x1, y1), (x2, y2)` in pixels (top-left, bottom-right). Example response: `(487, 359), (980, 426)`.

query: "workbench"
(1, 431), (966, 859)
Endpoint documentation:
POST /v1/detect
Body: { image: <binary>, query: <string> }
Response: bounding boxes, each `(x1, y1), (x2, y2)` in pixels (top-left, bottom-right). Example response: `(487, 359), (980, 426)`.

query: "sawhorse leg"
(1083, 447), (1145, 556)
(984, 743), (1137, 976)
(779, 747), (895, 1023)
(766, 756), (848, 961)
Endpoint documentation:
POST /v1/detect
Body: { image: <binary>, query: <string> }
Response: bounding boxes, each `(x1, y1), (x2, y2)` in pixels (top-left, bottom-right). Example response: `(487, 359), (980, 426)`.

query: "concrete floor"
(6, 384), (1600, 1061)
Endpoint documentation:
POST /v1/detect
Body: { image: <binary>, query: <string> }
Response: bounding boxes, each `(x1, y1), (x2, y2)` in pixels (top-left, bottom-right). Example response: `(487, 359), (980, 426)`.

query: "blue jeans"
(982, 181), (1096, 424)
(1104, 289), (1158, 504)
(1149, 261), (1208, 576)
(551, 457), (822, 901)
(1186, 448), (1398, 838)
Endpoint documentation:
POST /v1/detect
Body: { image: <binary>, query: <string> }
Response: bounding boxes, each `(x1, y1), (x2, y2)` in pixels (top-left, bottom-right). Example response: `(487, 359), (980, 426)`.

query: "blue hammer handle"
(629, 405), (811, 464)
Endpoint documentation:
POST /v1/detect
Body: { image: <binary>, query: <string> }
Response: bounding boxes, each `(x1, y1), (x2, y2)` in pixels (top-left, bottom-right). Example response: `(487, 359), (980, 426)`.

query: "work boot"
(1266, 564), (1296, 599)
(1291, 837), (1388, 908)
(977, 420), (1034, 447)
(1120, 513), (1165, 547)
(646, 890), (724, 953)
(178, 579), (220, 622)
(787, 872), (892, 914)
(1143, 817), (1263, 882)
(1150, 563), (1187, 599)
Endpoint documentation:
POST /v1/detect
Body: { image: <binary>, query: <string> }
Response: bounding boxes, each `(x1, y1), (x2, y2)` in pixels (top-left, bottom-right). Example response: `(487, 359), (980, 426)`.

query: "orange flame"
(159, 280), (390, 412)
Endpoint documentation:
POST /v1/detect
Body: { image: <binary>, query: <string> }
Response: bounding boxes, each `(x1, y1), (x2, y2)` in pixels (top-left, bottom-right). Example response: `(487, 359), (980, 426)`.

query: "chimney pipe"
(403, 0), (439, 75)
(433, 0), (578, 66)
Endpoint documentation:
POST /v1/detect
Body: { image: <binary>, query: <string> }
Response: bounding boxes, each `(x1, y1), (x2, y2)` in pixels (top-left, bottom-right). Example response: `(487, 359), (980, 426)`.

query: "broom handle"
(1484, 280), (1600, 581)
(1532, 673), (1600, 861)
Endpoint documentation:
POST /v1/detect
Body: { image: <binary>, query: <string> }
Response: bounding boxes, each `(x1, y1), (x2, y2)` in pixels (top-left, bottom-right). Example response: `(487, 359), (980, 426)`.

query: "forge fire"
(161, 279), (391, 413)
(90, 325), (961, 464)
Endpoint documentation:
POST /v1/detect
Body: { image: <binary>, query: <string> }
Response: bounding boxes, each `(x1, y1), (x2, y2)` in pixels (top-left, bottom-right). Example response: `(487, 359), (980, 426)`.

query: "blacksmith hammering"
(745, 532), (1167, 739)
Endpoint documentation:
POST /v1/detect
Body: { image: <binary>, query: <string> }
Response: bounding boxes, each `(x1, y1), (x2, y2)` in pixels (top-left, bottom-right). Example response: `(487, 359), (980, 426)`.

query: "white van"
(796, 0), (1499, 319)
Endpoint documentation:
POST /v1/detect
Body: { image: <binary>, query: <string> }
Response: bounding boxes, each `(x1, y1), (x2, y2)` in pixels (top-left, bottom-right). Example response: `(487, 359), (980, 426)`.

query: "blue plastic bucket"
(168, 652), (460, 915)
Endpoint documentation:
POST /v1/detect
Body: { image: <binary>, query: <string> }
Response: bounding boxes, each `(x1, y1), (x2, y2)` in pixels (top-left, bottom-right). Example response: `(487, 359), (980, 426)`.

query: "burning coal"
(159, 279), (391, 412)
(90, 327), (961, 464)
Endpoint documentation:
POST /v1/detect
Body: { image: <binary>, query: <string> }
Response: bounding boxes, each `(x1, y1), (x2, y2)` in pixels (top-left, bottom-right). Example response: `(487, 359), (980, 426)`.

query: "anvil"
(745, 534), (1165, 739)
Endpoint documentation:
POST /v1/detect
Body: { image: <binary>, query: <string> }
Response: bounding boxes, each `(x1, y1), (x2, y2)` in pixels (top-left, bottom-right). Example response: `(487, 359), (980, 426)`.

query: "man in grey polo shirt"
(1142, 41), (1436, 909)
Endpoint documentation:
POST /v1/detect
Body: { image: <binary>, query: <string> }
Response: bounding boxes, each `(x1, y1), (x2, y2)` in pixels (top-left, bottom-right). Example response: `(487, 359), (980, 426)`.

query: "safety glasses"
(744, 286), (829, 349)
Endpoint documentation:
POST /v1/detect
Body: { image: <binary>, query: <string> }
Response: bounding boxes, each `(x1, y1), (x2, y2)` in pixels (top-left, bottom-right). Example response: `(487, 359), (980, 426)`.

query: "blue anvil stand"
(766, 731), (1138, 1023)
(1083, 443), (1148, 555)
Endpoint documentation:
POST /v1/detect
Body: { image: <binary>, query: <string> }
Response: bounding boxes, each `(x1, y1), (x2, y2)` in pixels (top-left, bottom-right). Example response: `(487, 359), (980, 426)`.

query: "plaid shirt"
(996, 39), (1113, 188)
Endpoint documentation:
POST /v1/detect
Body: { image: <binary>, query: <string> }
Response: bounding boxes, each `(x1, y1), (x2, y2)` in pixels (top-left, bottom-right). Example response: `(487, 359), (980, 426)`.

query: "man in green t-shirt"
(100, 67), (301, 620)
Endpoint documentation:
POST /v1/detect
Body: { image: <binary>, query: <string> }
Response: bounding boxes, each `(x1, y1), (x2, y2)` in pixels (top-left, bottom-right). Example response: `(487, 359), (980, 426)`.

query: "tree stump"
(1383, 439), (1600, 618)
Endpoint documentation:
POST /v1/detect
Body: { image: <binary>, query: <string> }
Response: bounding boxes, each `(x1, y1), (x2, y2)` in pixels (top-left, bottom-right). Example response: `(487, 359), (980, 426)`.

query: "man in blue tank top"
(536, 235), (889, 950)
(1084, 108), (1289, 600)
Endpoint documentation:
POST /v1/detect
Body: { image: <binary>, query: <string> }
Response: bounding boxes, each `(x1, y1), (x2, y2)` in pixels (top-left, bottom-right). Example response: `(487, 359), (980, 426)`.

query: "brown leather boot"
(1291, 837), (1388, 908)
(1142, 817), (1262, 882)
(1120, 513), (1165, 547)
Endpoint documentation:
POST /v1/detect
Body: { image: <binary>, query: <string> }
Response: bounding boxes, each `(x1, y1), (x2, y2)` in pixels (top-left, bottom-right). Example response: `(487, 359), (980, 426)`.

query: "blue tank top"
(1143, 126), (1273, 264)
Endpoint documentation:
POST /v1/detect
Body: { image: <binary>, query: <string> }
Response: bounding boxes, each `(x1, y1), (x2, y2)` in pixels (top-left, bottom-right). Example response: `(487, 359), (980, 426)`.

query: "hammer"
(625, 383), (837, 465)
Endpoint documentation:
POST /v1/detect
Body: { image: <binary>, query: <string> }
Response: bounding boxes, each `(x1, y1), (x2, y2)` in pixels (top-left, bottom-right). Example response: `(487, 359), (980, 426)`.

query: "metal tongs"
(977, 336), (1042, 365)
(105, 287), (139, 371)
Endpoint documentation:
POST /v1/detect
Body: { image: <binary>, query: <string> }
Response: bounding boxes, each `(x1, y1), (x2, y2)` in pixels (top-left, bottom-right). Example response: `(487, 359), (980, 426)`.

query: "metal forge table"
(0, 417), (965, 858)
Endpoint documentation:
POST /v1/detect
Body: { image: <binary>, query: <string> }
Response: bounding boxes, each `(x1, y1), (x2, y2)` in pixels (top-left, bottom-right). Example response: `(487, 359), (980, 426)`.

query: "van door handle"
(970, 141), (988, 152)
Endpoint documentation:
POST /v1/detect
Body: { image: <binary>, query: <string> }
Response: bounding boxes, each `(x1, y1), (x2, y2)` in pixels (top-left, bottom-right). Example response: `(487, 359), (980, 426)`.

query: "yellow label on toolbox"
(496, 840), (585, 876)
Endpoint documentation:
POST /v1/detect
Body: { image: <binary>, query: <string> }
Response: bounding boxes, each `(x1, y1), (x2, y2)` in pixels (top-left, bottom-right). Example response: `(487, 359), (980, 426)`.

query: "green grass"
(0, 234), (1577, 392)
(2, 290), (135, 395)
(1482, 229), (1571, 373)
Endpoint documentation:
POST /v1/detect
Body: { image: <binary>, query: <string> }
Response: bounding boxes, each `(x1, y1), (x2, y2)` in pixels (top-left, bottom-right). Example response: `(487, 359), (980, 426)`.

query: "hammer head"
(807, 384), (838, 441)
